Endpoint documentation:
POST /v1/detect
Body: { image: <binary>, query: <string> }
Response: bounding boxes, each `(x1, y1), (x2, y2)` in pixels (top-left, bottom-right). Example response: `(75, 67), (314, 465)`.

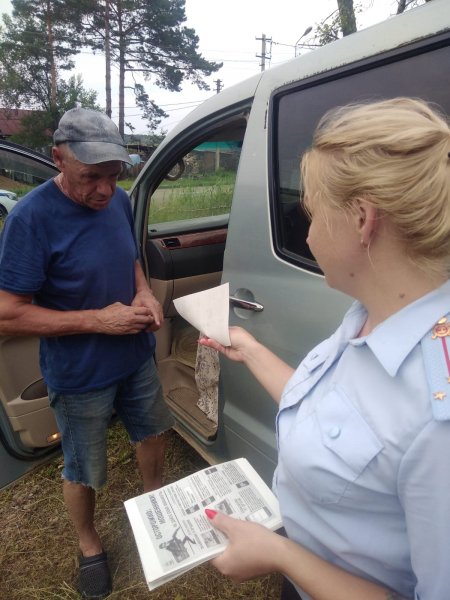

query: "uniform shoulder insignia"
(421, 314), (450, 421)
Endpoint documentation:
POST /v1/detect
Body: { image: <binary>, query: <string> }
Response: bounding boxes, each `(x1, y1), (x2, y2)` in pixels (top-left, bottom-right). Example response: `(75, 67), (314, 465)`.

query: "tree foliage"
(0, 0), (86, 107)
(9, 76), (99, 150)
(0, 0), (98, 148)
(78, 0), (222, 135)
(1, 0), (222, 138)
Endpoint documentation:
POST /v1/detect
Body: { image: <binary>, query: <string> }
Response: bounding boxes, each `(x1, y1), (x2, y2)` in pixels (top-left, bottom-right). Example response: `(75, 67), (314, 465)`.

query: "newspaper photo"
(124, 457), (283, 590)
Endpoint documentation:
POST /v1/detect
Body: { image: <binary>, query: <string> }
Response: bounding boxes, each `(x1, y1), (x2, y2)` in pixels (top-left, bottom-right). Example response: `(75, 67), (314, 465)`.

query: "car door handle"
(229, 296), (264, 312)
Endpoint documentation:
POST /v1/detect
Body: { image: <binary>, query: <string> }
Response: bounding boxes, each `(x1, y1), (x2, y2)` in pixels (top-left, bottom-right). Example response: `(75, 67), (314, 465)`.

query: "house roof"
(0, 108), (36, 138)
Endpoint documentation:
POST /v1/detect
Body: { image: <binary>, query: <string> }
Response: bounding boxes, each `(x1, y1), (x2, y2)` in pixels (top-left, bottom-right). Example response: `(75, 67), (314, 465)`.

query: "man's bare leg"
(136, 433), (168, 492)
(63, 480), (103, 557)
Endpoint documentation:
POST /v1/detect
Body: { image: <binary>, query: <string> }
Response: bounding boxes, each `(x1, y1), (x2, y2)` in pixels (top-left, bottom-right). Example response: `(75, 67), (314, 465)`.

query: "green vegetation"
(0, 0), (221, 144)
(148, 170), (236, 224)
(159, 170), (236, 189)
(150, 184), (233, 223)
(10, 185), (35, 198)
(117, 179), (134, 192)
(120, 170), (236, 224)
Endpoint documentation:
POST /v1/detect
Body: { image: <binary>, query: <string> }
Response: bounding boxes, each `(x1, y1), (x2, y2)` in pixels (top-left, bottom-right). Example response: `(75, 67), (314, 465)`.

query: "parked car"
(1, 0), (449, 489)
(0, 188), (18, 221)
(0, 189), (18, 200)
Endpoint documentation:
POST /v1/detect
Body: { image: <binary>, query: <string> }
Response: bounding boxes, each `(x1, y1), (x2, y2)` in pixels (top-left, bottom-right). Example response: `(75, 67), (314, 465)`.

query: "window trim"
(132, 99), (253, 253)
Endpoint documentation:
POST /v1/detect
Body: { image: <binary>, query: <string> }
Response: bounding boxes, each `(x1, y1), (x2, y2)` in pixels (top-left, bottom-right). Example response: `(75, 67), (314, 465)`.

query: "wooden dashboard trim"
(155, 228), (227, 250)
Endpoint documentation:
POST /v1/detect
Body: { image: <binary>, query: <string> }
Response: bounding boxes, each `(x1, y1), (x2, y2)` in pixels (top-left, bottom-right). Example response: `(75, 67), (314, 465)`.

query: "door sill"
(158, 358), (217, 440)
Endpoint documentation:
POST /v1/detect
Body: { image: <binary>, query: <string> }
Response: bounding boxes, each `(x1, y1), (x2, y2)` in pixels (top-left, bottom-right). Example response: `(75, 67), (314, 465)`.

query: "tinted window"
(272, 41), (450, 272)
(0, 147), (56, 198)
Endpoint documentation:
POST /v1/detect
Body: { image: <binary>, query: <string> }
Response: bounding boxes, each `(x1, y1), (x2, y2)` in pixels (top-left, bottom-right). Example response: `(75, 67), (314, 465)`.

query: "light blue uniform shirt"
(275, 280), (450, 600)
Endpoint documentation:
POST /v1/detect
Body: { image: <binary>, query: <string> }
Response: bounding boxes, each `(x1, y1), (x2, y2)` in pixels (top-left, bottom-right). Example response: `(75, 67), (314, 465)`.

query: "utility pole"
(213, 77), (223, 170)
(213, 79), (223, 94)
(256, 33), (271, 72)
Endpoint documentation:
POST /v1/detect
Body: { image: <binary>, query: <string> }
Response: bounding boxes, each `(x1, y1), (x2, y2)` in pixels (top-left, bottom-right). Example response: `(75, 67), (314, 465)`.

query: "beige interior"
(153, 271), (222, 440)
(0, 336), (58, 448)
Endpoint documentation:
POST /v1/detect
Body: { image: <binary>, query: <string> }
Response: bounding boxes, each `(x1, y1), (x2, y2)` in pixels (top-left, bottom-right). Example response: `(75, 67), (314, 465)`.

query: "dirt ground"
(0, 425), (281, 600)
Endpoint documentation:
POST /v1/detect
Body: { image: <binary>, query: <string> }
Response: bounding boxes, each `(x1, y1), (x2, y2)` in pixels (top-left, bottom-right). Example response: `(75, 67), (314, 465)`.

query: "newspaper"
(124, 458), (283, 590)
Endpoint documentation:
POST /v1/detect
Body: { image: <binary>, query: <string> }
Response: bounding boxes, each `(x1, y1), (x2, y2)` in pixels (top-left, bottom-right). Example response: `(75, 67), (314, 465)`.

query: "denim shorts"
(48, 357), (175, 490)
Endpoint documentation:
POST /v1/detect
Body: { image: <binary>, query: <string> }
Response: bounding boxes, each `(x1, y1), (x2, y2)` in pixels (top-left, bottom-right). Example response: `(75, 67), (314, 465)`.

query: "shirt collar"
(347, 280), (450, 377)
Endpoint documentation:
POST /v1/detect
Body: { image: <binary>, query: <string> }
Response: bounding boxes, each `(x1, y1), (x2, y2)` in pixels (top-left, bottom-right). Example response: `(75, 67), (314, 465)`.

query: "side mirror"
(165, 159), (185, 181)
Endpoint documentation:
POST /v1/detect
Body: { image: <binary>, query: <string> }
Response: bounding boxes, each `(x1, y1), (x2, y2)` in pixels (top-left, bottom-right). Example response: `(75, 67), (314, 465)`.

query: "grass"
(117, 179), (134, 192)
(149, 170), (235, 223)
(158, 171), (236, 190)
(149, 185), (232, 223)
(119, 170), (235, 223)
(0, 426), (281, 600)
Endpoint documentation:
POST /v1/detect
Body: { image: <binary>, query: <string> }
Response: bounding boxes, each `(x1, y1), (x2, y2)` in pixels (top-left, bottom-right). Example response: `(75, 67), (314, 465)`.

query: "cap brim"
(68, 141), (132, 165)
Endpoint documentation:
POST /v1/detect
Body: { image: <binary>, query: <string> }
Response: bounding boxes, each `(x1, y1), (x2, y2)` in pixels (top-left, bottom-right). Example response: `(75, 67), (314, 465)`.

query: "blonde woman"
(200, 98), (450, 600)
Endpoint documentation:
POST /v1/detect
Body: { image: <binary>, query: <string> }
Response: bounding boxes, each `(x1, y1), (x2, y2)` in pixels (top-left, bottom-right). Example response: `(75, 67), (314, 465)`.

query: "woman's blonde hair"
(301, 97), (450, 273)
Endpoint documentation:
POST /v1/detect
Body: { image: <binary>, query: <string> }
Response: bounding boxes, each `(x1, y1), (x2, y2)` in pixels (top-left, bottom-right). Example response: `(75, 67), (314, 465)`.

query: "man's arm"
(0, 289), (154, 337)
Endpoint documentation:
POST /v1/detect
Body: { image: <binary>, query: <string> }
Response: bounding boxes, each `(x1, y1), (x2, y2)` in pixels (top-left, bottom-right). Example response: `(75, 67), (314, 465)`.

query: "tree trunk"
(397, 0), (433, 14)
(118, 38), (125, 135)
(337, 0), (357, 36)
(117, 0), (125, 136)
(46, 0), (58, 108)
(104, 0), (112, 117)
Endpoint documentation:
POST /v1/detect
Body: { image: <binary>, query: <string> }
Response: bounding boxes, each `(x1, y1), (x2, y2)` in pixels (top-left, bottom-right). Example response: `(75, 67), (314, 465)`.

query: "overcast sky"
(0, 0), (403, 134)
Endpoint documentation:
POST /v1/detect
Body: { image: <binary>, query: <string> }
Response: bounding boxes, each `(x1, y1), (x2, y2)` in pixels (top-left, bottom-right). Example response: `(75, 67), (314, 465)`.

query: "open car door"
(0, 141), (61, 488)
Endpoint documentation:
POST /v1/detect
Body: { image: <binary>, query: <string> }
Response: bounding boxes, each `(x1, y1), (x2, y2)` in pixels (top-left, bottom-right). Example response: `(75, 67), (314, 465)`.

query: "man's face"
(53, 146), (123, 210)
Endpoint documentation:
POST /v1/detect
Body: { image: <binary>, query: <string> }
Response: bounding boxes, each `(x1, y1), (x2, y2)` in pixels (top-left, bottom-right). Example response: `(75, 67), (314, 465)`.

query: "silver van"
(1, 0), (449, 487)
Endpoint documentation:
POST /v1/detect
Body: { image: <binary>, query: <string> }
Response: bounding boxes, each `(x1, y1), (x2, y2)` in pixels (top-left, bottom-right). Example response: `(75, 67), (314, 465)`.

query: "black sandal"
(78, 551), (112, 599)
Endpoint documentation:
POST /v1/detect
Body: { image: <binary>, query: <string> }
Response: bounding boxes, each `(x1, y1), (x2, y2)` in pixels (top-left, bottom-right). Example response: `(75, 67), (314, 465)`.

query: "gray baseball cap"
(53, 107), (132, 165)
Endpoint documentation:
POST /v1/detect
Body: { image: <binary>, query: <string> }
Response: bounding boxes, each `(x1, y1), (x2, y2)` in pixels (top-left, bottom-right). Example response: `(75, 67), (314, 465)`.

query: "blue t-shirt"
(0, 179), (155, 393)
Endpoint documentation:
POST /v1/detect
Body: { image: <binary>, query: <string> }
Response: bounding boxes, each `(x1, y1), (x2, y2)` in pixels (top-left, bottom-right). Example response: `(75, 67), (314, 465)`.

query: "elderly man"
(0, 108), (174, 599)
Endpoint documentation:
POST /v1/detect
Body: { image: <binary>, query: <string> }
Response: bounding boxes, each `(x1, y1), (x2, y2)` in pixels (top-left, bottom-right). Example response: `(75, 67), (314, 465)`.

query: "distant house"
(0, 108), (39, 140)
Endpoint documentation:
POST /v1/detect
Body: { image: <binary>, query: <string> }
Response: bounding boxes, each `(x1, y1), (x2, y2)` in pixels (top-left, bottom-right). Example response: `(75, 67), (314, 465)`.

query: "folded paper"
(173, 283), (231, 346)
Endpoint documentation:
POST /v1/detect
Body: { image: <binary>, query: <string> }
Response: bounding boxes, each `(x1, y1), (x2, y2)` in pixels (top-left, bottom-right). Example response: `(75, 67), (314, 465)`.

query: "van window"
(271, 42), (450, 272)
(148, 133), (245, 229)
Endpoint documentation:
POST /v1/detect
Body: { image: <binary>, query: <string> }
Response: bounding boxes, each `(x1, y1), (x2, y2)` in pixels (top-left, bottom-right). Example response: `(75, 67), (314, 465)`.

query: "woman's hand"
(199, 326), (258, 363)
(207, 510), (410, 600)
(200, 326), (294, 404)
(206, 510), (282, 582)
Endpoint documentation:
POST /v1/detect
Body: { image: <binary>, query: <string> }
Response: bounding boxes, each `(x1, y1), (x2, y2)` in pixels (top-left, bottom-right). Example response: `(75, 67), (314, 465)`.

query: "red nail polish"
(205, 508), (217, 519)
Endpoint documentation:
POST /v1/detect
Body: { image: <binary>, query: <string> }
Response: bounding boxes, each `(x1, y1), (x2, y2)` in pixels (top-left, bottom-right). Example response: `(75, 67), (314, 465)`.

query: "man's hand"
(131, 289), (164, 332)
(132, 261), (164, 332)
(95, 302), (155, 334)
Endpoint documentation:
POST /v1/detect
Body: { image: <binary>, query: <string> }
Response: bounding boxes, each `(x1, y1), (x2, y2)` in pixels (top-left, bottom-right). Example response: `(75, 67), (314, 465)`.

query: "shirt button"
(328, 426), (341, 439)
